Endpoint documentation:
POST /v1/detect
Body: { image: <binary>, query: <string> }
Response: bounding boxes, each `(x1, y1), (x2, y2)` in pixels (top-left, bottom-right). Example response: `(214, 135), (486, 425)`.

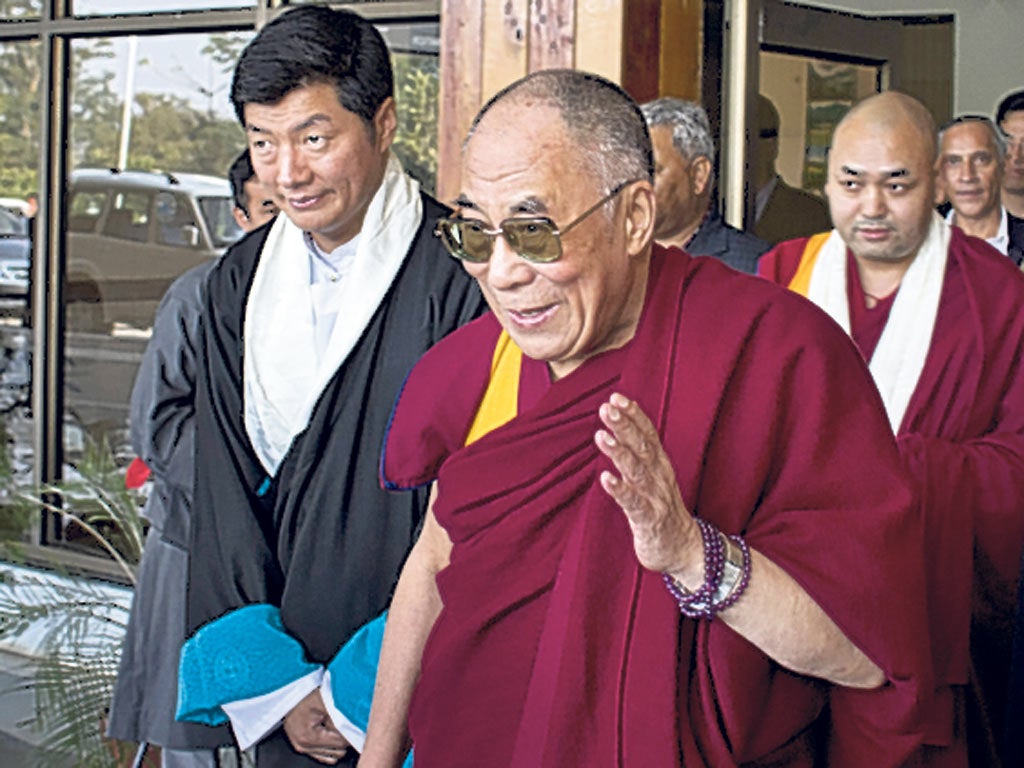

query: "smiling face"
(244, 81), (396, 252)
(825, 110), (935, 267)
(458, 101), (653, 380)
(938, 121), (1003, 224)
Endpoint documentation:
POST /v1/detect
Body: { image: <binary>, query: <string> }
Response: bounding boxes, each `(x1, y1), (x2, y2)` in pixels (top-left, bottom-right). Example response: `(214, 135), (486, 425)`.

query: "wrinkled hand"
(283, 689), (352, 765)
(595, 393), (702, 583)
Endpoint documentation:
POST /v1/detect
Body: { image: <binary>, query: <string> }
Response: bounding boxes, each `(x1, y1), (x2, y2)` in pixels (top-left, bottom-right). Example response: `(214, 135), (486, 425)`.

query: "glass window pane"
(65, 33), (246, 504)
(383, 22), (440, 194)
(73, 0), (251, 15)
(0, 0), (40, 20)
(759, 50), (880, 194)
(0, 40), (40, 547)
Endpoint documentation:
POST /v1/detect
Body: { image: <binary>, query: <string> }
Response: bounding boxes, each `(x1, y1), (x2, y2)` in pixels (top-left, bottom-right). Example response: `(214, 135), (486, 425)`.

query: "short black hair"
(230, 5), (394, 129)
(228, 148), (256, 215)
(996, 89), (1024, 126)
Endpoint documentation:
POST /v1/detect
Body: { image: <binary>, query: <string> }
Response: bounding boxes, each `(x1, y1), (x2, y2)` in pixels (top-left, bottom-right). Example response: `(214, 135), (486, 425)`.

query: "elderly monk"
(760, 91), (1024, 766)
(362, 70), (930, 768)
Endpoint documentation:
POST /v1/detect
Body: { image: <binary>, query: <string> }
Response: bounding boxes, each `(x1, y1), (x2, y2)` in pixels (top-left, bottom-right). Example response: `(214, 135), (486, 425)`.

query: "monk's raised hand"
(595, 393), (704, 583)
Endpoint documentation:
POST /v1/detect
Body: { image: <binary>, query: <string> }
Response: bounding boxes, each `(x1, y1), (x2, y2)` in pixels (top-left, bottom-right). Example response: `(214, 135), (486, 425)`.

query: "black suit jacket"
(1009, 212), (1024, 266)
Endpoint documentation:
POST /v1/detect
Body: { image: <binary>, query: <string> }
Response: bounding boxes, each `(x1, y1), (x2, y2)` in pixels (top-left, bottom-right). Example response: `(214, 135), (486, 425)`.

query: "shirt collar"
(755, 175), (779, 222)
(945, 205), (1009, 255)
(303, 231), (361, 283)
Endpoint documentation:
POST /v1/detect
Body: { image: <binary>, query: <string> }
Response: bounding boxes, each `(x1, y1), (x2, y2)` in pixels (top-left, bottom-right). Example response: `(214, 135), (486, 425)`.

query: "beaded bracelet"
(661, 519), (752, 620)
(661, 517), (724, 620)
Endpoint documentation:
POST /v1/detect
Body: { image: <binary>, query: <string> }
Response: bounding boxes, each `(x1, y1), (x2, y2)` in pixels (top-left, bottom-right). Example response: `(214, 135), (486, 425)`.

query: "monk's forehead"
(830, 111), (932, 173)
(463, 102), (583, 187)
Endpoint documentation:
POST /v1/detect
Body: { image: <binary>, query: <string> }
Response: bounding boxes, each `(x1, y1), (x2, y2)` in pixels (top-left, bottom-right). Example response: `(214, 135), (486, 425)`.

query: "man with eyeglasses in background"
(761, 90), (1024, 766)
(937, 114), (1024, 265)
(359, 69), (930, 768)
(997, 90), (1024, 223)
(172, 7), (484, 766)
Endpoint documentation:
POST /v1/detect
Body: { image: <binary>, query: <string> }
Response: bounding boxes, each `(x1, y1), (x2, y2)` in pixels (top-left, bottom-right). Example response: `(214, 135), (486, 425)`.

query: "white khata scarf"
(243, 154), (423, 474)
(807, 211), (950, 433)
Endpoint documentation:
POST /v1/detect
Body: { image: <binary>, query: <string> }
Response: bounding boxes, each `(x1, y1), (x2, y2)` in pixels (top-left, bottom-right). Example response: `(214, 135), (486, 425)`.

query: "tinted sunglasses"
(435, 178), (643, 264)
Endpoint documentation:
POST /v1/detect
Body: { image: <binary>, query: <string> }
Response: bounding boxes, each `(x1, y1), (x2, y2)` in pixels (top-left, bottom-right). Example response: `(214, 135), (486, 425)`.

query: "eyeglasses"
(434, 178), (643, 264)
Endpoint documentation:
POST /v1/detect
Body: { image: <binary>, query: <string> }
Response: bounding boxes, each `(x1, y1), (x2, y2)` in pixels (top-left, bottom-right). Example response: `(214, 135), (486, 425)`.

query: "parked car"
(0, 207), (30, 313)
(0, 197), (30, 217)
(66, 168), (244, 332)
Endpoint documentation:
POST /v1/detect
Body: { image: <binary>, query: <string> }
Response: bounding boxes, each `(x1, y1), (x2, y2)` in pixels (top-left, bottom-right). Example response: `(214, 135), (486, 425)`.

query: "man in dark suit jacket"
(752, 95), (832, 245)
(641, 97), (769, 273)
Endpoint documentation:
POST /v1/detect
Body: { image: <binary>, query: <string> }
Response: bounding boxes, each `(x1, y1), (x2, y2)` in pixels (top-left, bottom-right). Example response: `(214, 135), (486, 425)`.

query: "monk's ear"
(623, 181), (656, 256)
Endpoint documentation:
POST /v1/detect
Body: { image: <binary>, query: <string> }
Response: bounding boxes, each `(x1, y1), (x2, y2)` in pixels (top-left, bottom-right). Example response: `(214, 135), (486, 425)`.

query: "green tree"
(392, 53), (439, 194)
(70, 40), (121, 171)
(202, 32), (250, 72)
(123, 92), (242, 175)
(0, 37), (42, 197)
(0, 0), (41, 17)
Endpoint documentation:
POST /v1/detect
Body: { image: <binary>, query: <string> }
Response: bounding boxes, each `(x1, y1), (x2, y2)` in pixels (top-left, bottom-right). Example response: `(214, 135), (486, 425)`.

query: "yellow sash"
(787, 232), (832, 297)
(464, 330), (523, 446)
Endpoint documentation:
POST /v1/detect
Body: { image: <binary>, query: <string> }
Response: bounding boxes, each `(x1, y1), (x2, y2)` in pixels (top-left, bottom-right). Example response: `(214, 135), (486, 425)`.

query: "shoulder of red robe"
(380, 311), (502, 491)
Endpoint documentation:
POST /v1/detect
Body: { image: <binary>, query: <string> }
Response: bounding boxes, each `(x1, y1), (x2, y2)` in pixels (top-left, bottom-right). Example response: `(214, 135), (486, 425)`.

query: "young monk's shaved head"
(833, 91), (938, 168)
(825, 91), (939, 268)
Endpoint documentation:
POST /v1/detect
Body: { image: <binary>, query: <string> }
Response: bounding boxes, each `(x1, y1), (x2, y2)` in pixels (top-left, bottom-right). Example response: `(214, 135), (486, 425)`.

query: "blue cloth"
(179, 606), (414, 766)
(327, 612), (384, 732)
(326, 613), (414, 767)
(176, 604), (319, 726)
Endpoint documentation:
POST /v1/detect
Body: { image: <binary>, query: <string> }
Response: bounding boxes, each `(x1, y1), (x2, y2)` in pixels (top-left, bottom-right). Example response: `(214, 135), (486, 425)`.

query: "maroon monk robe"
(384, 247), (929, 767)
(761, 230), (1024, 757)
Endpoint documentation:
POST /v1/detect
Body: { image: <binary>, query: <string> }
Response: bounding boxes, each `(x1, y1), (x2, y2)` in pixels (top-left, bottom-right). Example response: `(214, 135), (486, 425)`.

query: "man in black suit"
(752, 94), (832, 245)
(997, 89), (1024, 223)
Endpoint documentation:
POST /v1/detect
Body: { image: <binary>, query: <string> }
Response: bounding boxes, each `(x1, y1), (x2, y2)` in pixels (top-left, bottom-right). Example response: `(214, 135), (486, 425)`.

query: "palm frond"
(0, 432), (144, 767)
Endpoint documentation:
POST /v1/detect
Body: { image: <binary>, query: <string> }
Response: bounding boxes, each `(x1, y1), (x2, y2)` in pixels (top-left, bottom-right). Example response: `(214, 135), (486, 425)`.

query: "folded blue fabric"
(176, 603), (320, 726)
(326, 612), (413, 768)
(179, 605), (414, 766)
(326, 611), (385, 731)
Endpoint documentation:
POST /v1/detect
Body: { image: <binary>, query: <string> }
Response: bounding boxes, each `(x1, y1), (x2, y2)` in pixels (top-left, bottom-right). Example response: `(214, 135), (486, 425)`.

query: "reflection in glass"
(383, 22), (440, 194)
(759, 50), (879, 194)
(65, 33), (243, 493)
(0, 40), (40, 538)
(0, 0), (41, 20)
